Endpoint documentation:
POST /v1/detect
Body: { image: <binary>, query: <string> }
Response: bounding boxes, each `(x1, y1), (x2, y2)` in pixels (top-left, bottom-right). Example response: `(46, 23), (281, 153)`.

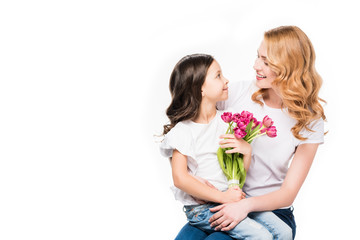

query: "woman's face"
(253, 40), (277, 89)
(201, 60), (229, 103)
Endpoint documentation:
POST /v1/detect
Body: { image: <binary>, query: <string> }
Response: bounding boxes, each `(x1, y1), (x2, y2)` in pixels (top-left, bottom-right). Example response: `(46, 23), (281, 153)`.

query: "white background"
(1, 0), (359, 239)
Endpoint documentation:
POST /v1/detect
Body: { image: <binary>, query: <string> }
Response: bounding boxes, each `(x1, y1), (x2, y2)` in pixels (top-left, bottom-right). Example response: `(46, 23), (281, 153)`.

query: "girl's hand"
(219, 134), (251, 155)
(209, 199), (250, 231)
(222, 186), (246, 203)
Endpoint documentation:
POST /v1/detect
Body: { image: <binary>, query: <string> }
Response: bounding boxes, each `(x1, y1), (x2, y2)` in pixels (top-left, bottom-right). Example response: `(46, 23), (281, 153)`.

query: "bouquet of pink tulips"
(218, 111), (277, 188)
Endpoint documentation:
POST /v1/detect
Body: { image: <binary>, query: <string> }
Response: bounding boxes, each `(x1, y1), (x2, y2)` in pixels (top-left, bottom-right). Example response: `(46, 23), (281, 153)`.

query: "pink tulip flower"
(241, 117), (250, 126)
(263, 115), (274, 128)
(236, 120), (247, 131)
(252, 118), (262, 130)
(232, 113), (241, 122)
(234, 127), (247, 139)
(266, 126), (277, 138)
(241, 111), (253, 120)
(221, 112), (233, 123)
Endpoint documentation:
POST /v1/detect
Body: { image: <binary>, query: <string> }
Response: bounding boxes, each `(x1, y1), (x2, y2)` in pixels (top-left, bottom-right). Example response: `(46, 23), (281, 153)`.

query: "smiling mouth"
(256, 73), (266, 79)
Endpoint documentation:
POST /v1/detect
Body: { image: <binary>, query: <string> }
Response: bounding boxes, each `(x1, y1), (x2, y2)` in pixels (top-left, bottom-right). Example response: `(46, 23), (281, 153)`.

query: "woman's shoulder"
(225, 80), (257, 109)
(298, 117), (325, 145)
(229, 80), (256, 95)
(217, 80), (256, 110)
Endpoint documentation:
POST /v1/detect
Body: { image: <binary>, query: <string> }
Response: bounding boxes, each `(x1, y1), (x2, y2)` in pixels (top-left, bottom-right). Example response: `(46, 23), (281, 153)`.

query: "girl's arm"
(219, 134), (252, 171)
(209, 143), (319, 231)
(171, 149), (243, 204)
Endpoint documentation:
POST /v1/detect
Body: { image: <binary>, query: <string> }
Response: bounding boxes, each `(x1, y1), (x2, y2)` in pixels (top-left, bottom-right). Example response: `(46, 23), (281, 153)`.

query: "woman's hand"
(219, 134), (251, 155)
(209, 199), (251, 231)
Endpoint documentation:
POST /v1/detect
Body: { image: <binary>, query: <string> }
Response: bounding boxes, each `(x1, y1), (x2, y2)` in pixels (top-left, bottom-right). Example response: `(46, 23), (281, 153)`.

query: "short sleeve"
(299, 118), (325, 145)
(159, 123), (198, 174)
(159, 123), (195, 158)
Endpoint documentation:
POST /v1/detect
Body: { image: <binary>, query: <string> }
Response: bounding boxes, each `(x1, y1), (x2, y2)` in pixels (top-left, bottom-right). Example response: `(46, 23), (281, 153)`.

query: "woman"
(175, 25), (326, 239)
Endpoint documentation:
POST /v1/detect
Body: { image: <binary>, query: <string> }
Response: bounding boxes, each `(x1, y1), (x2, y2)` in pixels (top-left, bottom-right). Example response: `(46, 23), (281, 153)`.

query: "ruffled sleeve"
(298, 118), (325, 145)
(159, 122), (198, 174)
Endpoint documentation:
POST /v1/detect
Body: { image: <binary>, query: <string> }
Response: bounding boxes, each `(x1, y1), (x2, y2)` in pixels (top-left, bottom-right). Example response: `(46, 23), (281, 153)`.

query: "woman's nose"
(253, 58), (261, 71)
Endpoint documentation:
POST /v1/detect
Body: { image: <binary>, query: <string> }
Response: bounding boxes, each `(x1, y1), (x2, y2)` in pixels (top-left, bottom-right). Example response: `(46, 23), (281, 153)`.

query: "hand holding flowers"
(218, 111), (277, 189)
(219, 134), (252, 155)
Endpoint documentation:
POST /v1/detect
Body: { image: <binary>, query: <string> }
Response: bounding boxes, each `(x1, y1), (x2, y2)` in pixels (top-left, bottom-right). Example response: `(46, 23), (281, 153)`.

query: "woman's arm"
(171, 149), (243, 204)
(209, 143), (320, 231)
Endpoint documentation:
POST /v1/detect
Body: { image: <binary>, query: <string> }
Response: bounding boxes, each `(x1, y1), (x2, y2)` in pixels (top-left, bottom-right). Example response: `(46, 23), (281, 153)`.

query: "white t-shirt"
(217, 80), (324, 198)
(160, 111), (229, 206)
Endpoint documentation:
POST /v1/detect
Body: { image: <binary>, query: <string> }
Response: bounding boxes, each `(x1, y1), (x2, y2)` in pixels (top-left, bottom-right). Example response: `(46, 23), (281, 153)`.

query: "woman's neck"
(193, 101), (217, 124)
(263, 88), (282, 109)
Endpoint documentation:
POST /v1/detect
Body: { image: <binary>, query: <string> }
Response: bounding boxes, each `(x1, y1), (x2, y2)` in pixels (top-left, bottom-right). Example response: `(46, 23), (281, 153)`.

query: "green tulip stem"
(226, 122), (233, 134)
(247, 132), (267, 143)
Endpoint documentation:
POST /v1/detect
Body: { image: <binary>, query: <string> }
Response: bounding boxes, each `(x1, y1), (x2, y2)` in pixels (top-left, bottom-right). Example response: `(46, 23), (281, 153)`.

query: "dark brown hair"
(163, 54), (214, 134)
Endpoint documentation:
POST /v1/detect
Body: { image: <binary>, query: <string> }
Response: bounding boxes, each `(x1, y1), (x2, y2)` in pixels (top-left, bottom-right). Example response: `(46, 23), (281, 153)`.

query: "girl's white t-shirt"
(217, 80), (324, 198)
(160, 111), (229, 206)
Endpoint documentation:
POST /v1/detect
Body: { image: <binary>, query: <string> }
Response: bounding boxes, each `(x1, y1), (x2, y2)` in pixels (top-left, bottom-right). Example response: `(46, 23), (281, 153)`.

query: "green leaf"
(245, 123), (261, 142)
(217, 147), (226, 173)
(218, 148), (232, 180)
(237, 155), (247, 188)
(224, 153), (232, 179)
(246, 120), (252, 133)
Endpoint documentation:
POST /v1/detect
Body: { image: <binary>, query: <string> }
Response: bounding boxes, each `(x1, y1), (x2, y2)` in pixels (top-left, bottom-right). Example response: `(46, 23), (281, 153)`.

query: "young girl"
(160, 54), (291, 239)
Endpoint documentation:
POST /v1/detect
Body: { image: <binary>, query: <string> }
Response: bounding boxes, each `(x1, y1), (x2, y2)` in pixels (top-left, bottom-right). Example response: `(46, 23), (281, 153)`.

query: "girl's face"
(201, 60), (229, 103)
(253, 40), (277, 89)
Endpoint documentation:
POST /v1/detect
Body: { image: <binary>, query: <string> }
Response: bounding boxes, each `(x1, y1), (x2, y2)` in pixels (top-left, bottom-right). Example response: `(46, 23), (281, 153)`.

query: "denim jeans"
(182, 203), (292, 240)
(272, 207), (296, 239)
(247, 211), (292, 240)
(176, 205), (295, 240)
(175, 223), (231, 240)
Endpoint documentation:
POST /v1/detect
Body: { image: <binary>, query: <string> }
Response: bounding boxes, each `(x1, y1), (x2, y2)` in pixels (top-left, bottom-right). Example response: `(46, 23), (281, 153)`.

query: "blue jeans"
(272, 208), (296, 239)
(175, 223), (231, 240)
(176, 206), (296, 240)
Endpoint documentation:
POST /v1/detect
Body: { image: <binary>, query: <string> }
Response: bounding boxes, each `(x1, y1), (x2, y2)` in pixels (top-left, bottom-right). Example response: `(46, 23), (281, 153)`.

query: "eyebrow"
(213, 69), (221, 75)
(257, 50), (267, 59)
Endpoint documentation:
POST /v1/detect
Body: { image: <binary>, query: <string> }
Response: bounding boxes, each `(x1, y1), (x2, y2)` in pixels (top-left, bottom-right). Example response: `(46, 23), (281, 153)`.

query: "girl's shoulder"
(165, 121), (192, 139)
(160, 121), (196, 159)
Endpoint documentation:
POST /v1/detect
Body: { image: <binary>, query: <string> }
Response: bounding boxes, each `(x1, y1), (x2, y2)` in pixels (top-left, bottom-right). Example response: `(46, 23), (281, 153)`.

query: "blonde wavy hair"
(251, 26), (326, 140)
